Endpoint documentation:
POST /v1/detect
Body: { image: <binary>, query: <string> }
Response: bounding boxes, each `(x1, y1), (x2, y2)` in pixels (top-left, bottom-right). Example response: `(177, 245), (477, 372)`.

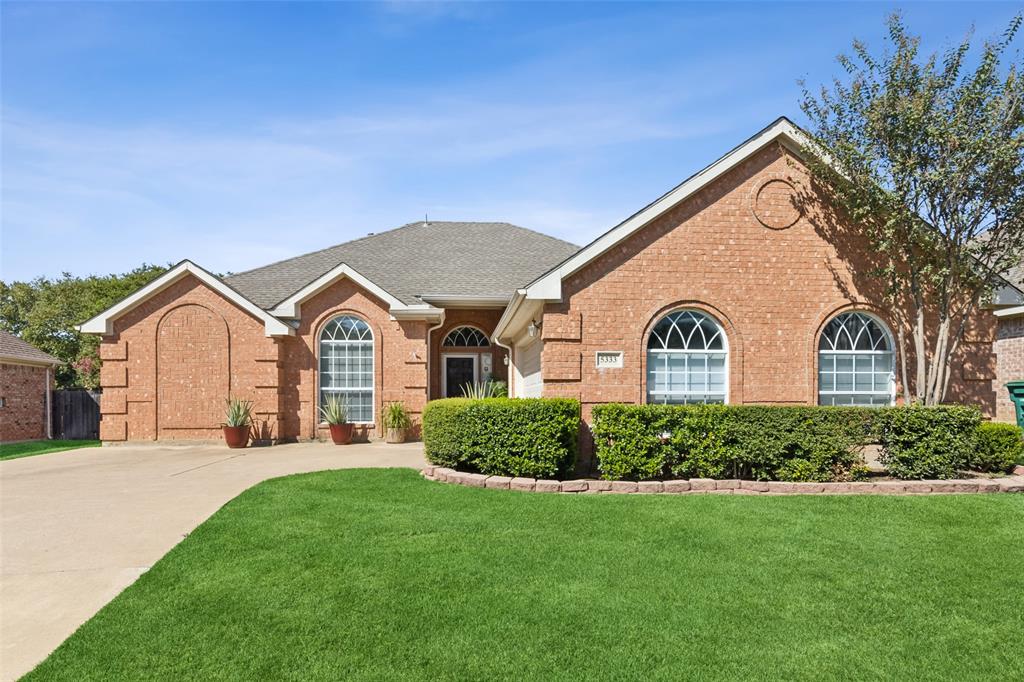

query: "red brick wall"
(99, 275), (281, 441)
(0, 362), (51, 442)
(995, 316), (1024, 423)
(540, 143), (998, 422)
(279, 278), (430, 441)
(429, 309), (508, 400)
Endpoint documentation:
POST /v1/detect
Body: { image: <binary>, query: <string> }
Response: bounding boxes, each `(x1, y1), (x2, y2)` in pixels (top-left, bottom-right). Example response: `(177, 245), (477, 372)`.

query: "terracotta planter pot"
(222, 425), (250, 449)
(329, 423), (353, 445)
(385, 427), (406, 444)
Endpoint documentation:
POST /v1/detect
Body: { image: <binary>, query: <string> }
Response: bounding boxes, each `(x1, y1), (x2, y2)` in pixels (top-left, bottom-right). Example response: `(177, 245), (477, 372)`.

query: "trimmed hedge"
(591, 404), (875, 482)
(970, 422), (1023, 474)
(422, 398), (580, 478)
(875, 406), (980, 479)
(592, 403), (993, 482)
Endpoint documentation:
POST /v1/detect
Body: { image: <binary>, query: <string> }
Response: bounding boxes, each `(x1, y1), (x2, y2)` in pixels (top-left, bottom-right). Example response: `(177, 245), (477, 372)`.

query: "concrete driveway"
(0, 441), (426, 681)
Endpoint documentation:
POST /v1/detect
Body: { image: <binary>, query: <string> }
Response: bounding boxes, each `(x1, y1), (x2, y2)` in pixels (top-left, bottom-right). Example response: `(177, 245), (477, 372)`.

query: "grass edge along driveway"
(26, 468), (1024, 681)
(0, 439), (100, 461)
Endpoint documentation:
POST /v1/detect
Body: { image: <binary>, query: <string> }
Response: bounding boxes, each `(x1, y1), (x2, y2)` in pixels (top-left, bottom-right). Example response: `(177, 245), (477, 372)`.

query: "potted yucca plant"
(382, 401), (412, 443)
(222, 397), (253, 449)
(320, 395), (352, 445)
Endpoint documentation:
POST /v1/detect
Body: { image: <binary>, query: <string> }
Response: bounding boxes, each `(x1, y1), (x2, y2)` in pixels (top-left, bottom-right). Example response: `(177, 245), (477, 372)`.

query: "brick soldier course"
(83, 118), (1024, 444)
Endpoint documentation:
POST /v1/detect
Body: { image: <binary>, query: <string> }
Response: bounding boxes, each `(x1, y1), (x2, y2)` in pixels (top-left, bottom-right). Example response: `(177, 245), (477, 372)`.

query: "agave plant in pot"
(222, 397), (253, 449)
(382, 401), (412, 444)
(320, 395), (352, 445)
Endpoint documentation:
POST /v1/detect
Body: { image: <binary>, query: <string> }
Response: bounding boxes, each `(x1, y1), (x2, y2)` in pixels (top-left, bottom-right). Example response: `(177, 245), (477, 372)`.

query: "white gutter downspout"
(490, 290), (526, 398)
(425, 313), (446, 401)
(491, 336), (515, 397)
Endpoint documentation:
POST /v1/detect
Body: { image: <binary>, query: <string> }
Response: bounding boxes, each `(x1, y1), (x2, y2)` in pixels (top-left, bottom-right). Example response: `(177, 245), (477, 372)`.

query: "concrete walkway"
(0, 441), (426, 681)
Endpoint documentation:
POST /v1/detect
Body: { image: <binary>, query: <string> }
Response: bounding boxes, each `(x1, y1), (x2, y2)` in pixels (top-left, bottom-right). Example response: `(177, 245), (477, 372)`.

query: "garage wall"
(99, 274), (281, 442)
(514, 338), (543, 398)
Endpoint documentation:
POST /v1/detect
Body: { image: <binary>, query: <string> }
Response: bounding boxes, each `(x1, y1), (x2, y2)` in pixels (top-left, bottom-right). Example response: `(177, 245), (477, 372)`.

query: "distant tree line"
(0, 264), (169, 389)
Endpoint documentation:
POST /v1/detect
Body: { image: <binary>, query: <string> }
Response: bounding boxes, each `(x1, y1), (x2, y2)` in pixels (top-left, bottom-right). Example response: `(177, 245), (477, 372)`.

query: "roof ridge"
(492, 222), (580, 250)
(226, 221), (425, 279)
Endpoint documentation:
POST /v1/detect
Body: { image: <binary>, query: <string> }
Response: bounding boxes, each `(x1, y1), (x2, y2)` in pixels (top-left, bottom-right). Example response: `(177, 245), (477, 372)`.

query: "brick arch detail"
(638, 300), (745, 405)
(155, 303), (230, 438)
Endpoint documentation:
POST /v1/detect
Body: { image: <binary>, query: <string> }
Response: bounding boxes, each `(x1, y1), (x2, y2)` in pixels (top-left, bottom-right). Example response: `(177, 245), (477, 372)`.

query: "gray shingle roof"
(0, 330), (61, 365)
(224, 221), (579, 309)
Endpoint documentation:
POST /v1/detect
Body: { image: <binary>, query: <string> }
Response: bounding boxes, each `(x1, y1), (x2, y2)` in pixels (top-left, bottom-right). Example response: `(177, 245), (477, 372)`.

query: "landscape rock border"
(422, 466), (1024, 495)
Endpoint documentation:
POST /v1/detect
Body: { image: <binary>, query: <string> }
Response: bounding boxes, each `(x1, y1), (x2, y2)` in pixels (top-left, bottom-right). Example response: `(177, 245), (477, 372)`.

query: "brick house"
(83, 118), (1023, 444)
(994, 265), (1024, 424)
(0, 330), (61, 443)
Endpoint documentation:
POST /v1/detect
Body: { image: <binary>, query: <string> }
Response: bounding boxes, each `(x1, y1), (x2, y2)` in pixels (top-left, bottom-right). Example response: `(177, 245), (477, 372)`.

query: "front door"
(444, 355), (477, 398)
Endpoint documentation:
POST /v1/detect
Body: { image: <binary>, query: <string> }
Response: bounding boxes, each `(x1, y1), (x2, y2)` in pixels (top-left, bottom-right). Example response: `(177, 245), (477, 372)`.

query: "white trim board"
(80, 261), (294, 337)
(994, 305), (1024, 319)
(269, 262), (443, 321)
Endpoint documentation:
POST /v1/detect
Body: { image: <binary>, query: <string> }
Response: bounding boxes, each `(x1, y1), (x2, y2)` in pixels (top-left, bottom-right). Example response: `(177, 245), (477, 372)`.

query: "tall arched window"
(320, 315), (374, 423)
(818, 311), (895, 407)
(647, 310), (728, 404)
(442, 326), (489, 347)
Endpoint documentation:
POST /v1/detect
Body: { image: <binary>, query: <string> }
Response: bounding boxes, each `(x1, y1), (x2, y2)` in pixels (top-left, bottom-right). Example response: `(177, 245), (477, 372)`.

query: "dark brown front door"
(445, 356), (476, 398)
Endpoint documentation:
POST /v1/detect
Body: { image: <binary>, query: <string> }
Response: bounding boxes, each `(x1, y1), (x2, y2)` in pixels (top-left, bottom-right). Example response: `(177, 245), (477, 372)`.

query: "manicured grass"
(0, 439), (100, 461)
(28, 469), (1024, 681)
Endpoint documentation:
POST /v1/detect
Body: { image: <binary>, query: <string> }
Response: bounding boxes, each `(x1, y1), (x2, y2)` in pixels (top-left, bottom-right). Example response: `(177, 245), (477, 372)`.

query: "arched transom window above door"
(818, 311), (895, 407)
(443, 326), (490, 347)
(646, 309), (728, 405)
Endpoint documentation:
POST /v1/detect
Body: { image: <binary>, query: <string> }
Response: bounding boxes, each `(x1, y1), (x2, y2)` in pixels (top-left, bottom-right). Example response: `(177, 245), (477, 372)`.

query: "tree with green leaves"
(800, 13), (1024, 405)
(0, 264), (169, 388)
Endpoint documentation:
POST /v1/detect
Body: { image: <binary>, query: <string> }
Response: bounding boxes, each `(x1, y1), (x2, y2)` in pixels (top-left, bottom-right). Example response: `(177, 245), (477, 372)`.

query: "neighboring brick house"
(994, 265), (1024, 424)
(84, 118), (1023, 444)
(0, 330), (61, 443)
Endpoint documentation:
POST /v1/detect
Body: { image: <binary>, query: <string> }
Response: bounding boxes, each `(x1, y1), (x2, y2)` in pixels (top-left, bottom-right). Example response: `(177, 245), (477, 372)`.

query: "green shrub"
(875, 406), (980, 479)
(970, 422), (1023, 473)
(422, 398), (580, 478)
(591, 404), (875, 482)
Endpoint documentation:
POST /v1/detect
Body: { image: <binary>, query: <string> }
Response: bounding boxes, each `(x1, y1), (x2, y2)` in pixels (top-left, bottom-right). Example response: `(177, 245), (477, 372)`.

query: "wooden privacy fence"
(52, 390), (101, 440)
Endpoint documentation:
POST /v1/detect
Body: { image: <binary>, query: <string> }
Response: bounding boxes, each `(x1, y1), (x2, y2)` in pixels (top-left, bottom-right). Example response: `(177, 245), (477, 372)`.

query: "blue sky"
(1, 1), (1019, 281)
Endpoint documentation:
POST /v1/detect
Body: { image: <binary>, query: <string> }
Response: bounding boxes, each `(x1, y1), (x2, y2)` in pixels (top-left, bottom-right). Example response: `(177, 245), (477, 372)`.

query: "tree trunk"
(913, 308), (927, 403)
(897, 329), (911, 404)
(925, 317), (951, 405)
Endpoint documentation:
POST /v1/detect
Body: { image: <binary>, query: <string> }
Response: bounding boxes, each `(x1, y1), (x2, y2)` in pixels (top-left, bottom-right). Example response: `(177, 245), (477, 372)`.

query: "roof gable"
(268, 262), (442, 320)
(80, 261), (294, 337)
(523, 117), (807, 301)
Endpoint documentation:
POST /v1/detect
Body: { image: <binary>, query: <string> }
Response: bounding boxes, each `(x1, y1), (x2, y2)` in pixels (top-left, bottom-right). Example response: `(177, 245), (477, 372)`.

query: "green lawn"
(28, 469), (1024, 681)
(0, 439), (100, 461)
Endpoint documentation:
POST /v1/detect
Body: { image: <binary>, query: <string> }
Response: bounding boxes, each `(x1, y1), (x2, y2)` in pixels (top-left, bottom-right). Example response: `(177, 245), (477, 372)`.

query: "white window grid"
(647, 350), (727, 405)
(442, 326), (490, 347)
(319, 316), (374, 424)
(646, 309), (729, 405)
(818, 312), (895, 407)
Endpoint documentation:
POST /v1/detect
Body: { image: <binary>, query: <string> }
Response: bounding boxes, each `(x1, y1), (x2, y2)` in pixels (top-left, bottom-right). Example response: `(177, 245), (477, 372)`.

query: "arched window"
(319, 315), (374, 423)
(442, 326), (489, 347)
(818, 311), (895, 407)
(647, 310), (728, 404)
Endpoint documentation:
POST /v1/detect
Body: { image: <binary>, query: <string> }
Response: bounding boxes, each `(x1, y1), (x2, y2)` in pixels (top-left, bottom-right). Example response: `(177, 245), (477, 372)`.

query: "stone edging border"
(422, 466), (1024, 495)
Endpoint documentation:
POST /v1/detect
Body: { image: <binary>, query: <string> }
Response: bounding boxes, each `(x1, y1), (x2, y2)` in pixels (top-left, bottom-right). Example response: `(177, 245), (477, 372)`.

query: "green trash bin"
(1007, 381), (1024, 428)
